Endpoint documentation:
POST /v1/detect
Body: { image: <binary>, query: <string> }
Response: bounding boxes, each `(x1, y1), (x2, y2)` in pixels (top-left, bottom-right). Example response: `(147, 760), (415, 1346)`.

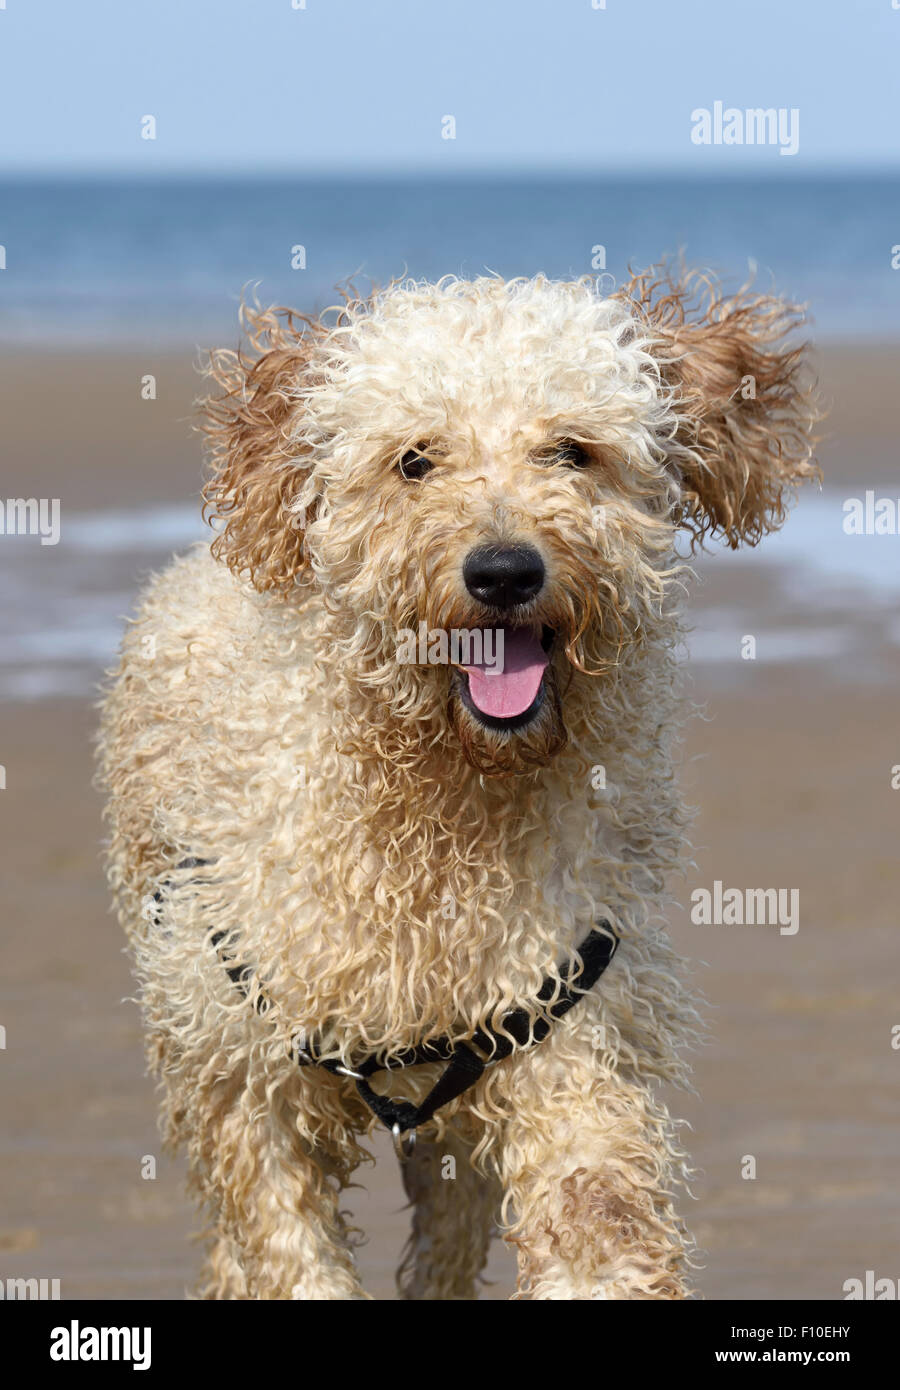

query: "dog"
(98, 269), (819, 1299)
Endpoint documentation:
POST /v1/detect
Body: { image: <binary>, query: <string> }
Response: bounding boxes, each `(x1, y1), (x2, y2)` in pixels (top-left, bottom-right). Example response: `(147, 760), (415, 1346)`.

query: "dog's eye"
(555, 440), (591, 469)
(532, 439), (592, 470)
(398, 449), (434, 482)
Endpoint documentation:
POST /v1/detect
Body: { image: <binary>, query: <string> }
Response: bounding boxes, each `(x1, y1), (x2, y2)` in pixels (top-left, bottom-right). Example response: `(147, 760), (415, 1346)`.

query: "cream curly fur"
(98, 270), (820, 1300)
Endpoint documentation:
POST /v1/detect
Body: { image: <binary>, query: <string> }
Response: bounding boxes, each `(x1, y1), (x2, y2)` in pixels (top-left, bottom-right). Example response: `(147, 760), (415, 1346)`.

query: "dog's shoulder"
(117, 541), (321, 706)
(125, 542), (242, 646)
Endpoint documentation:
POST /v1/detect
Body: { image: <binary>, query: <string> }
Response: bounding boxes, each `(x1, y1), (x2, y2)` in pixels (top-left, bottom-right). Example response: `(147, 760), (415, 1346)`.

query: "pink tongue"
(462, 628), (549, 719)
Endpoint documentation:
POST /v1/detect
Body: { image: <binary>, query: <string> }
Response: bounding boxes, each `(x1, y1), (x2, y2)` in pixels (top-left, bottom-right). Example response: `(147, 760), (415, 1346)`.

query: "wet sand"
(1, 345), (899, 1299)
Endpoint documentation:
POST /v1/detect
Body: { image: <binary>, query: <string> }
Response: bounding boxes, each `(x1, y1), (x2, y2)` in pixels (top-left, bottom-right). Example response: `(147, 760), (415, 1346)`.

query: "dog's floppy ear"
(623, 265), (822, 548)
(200, 304), (321, 592)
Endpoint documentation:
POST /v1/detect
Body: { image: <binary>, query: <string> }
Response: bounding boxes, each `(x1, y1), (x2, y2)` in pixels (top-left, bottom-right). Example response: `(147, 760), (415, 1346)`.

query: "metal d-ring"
(334, 1064), (365, 1081)
(392, 1122), (417, 1162)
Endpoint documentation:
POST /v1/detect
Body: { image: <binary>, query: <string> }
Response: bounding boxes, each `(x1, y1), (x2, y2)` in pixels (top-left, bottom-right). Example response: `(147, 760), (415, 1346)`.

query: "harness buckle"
(392, 1122), (417, 1162)
(334, 1064), (365, 1081)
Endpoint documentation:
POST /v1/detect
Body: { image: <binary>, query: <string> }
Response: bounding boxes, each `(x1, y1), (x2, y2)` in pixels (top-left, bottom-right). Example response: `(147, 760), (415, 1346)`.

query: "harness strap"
(154, 861), (619, 1143)
(335, 1043), (488, 1137)
(306, 922), (619, 1136)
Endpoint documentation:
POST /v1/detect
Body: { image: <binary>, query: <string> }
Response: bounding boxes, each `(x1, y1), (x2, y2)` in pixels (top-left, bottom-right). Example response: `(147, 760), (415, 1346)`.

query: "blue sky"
(0, 0), (897, 173)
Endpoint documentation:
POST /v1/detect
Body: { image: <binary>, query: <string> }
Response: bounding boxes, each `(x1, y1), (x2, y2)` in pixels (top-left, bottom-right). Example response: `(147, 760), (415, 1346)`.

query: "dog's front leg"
(196, 1091), (370, 1301)
(494, 1020), (692, 1300)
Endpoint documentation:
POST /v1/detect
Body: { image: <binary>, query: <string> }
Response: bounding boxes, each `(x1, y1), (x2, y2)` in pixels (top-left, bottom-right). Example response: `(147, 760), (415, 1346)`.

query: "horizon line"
(0, 162), (898, 181)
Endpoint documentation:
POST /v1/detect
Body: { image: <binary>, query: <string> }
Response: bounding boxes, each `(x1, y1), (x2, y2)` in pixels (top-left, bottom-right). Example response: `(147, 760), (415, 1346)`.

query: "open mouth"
(458, 625), (555, 731)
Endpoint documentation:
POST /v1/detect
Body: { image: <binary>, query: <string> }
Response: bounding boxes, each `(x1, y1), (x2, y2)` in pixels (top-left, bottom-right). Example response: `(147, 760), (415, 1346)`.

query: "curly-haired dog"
(98, 270), (819, 1300)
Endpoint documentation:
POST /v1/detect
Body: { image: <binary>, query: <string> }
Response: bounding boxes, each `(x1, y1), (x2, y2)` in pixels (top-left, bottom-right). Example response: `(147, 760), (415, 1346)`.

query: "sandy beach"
(2, 344), (898, 1299)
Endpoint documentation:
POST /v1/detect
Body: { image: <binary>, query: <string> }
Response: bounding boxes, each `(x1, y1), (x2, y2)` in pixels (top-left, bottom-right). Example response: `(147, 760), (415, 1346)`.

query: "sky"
(0, 0), (897, 174)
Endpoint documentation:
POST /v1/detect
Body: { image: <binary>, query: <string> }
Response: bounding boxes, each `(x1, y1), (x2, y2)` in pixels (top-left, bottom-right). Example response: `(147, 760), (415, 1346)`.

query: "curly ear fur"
(200, 303), (324, 593)
(623, 265), (823, 548)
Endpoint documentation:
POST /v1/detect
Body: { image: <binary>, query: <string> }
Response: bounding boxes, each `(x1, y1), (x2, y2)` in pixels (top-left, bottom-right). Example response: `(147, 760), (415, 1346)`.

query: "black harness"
(157, 861), (618, 1157)
(219, 922), (618, 1155)
(307, 923), (618, 1146)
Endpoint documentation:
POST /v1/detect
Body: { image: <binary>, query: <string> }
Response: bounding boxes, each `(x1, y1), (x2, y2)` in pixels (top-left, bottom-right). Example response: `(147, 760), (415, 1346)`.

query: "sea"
(0, 172), (898, 348)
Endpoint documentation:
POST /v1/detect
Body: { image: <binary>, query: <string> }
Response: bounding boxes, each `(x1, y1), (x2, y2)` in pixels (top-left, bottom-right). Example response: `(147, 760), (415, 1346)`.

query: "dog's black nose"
(463, 544), (545, 609)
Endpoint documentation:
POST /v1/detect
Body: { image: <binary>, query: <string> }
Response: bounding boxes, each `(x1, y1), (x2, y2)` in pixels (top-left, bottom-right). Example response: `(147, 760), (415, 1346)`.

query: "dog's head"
(202, 272), (819, 777)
